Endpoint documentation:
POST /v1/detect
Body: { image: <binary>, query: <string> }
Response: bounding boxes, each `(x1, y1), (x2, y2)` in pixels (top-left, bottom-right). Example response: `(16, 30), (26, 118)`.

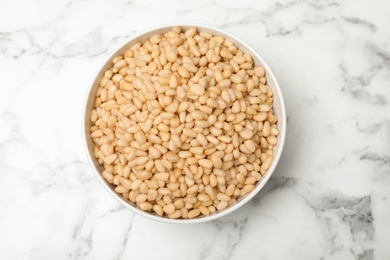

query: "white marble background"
(0, 0), (389, 259)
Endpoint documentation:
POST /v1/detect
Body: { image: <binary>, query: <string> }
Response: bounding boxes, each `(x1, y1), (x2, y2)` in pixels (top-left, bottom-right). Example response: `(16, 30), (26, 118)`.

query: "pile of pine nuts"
(90, 27), (279, 219)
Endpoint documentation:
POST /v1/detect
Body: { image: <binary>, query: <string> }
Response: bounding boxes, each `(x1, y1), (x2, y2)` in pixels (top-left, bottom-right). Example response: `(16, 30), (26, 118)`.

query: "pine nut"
(168, 210), (182, 219)
(239, 129), (254, 140)
(104, 154), (117, 165)
(139, 202), (153, 211)
(220, 48), (233, 60)
(216, 201), (228, 210)
(263, 121), (271, 137)
(147, 146), (160, 159)
(259, 104), (270, 112)
(217, 193), (230, 201)
(189, 147), (204, 154)
(254, 66), (265, 77)
(166, 49), (177, 63)
(183, 128), (197, 138)
(154, 172), (169, 181)
(147, 189), (158, 201)
(244, 140), (256, 153)
(210, 156), (222, 168)
(254, 113), (268, 122)
(199, 205), (210, 215)
(261, 156), (273, 170)
(153, 204), (163, 216)
(230, 74), (243, 84)
(188, 209), (201, 219)
(158, 188), (171, 196)
(187, 184), (199, 194)
(163, 204), (175, 215)
(243, 184), (255, 193)
(205, 185), (214, 197)
(198, 159), (213, 169)
(225, 184), (235, 196)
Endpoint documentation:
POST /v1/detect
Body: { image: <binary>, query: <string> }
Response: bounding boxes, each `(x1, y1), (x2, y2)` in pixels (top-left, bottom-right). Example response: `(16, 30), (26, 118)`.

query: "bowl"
(82, 23), (286, 223)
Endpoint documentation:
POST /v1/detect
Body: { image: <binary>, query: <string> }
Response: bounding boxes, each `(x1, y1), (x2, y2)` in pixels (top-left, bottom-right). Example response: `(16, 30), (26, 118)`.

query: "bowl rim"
(82, 22), (286, 224)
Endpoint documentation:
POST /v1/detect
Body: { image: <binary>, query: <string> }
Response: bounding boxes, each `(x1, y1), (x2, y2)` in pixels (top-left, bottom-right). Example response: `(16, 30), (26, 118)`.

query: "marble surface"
(0, 0), (389, 259)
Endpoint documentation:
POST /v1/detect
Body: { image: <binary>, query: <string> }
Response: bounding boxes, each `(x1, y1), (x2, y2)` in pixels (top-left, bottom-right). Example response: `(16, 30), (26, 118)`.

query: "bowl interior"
(83, 24), (286, 223)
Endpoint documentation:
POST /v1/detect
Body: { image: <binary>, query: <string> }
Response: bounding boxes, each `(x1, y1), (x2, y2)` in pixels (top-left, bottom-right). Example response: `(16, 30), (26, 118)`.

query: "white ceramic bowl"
(83, 23), (286, 223)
